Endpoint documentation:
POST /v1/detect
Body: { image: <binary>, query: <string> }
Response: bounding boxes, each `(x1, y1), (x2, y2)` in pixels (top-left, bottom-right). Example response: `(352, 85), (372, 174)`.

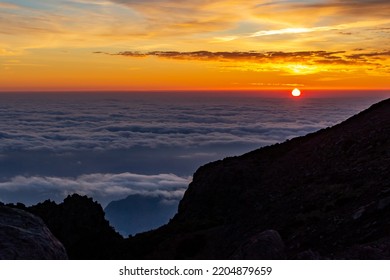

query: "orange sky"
(1, 0), (390, 91)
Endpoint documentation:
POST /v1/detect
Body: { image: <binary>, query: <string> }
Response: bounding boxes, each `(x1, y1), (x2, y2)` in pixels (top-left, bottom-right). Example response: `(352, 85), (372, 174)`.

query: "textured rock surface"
(0, 206), (67, 260)
(231, 230), (285, 259)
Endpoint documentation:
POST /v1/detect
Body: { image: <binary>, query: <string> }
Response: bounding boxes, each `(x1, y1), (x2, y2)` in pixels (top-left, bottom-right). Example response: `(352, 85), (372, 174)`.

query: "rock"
(346, 246), (386, 259)
(0, 206), (67, 260)
(230, 230), (285, 259)
(377, 197), (390, 210)
(26, 194), (123, 259)
(296, 249), (322, 260)
(352, 205), (368, 220)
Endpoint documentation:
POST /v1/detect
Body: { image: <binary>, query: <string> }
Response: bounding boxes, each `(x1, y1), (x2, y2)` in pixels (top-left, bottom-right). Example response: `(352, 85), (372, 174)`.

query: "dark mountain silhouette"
(121, 97), (390, 259)
(5, 97), (390, 259)
(7, 194), (123, 259)
(104, 194), (178, 236)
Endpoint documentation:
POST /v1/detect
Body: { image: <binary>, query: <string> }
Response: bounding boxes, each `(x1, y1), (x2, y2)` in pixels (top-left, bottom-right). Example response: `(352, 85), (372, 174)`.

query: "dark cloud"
(111, 50), (385, 66)
(346, 51), (390, 60)
(115, 50), (338, 61)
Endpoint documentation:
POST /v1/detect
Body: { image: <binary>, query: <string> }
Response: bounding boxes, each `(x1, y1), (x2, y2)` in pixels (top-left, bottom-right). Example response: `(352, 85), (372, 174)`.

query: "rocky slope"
(0, 205), (67, 259)
(122, 97), (390, 259)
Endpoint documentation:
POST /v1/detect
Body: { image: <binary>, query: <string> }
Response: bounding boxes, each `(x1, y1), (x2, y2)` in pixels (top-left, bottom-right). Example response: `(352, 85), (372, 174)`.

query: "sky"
(1, 0), (390, 91)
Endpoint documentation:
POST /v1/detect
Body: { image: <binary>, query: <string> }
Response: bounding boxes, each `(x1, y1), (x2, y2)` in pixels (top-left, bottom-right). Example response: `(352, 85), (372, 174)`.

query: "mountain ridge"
(127, 97), (390, 259)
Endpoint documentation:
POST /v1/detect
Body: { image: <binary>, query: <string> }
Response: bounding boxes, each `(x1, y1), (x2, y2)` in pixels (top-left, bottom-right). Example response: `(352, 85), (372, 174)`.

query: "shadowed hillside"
(122, 97), (390, 259)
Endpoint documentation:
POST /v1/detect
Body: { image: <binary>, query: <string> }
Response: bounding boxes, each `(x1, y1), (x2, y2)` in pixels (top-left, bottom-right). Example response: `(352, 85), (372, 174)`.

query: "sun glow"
(292, 88), (301, 97)
(287, 64), (319, 75)
(1, 1), (389, 91)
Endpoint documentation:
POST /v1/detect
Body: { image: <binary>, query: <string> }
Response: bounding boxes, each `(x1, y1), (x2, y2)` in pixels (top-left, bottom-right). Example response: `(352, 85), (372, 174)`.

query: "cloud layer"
(113, 50), (390, 65)
(0, 93), (386, 206)
(0, 93), (379, 152)
(108, 50), (390, 75)
(0, 172), (190, 207)
(2, 0), (389, 52)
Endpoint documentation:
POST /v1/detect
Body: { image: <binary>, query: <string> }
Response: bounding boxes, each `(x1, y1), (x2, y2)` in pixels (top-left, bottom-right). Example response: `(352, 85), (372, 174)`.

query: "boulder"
(0, 206), (67, 259)
(230, 230), (285, 259)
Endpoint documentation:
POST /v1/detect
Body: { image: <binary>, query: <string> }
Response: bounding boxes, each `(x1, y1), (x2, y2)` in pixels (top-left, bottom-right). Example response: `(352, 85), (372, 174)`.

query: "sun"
(291, 88), (301, 97)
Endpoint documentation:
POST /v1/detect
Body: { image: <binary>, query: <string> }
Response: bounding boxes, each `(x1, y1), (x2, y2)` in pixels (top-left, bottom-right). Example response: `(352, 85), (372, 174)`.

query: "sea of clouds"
(0, 94), (344, 151)
(0, 92), (385, 206)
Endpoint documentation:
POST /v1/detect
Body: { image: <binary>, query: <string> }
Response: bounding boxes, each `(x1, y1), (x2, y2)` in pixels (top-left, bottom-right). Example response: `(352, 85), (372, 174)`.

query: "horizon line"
(0, 88), (389, 93)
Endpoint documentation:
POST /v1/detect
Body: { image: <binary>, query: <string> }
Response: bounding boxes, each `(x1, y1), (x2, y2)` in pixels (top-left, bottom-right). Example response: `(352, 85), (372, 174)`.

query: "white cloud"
(0, 172), (191, 207)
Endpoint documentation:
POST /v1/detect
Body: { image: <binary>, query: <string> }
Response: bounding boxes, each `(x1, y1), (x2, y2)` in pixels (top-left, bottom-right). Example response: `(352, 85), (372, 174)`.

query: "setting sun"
(292, 88), (301, 97)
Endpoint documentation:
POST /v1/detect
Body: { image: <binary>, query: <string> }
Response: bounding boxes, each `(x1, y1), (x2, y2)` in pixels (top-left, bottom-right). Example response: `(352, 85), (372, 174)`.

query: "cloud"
(69, 0), (113, 6)
(2, 0), (390, 55)
(0, 93), (358, 152)
(0, 49), (18, 57)
(75, 0), (246, 39)
(346, 51), (390, 60)
(256, 0), (390, 20)
(108, 0), (390, 19)
(0, 0), (151, 51)
(248, 25), (353, 37)
(0, 172), (190, 207)
(0, 93), (384, 154)
(0, 2), (22, 9)
(114, 50), (351, 63)
(295, 0), (390, 13)
(108, 49), (390, 75)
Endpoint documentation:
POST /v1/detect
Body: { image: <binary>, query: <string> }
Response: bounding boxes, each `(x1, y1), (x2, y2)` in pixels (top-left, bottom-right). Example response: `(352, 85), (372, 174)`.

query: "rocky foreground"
(0, 206), (67, 259)
(3, 98), (390, 259)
